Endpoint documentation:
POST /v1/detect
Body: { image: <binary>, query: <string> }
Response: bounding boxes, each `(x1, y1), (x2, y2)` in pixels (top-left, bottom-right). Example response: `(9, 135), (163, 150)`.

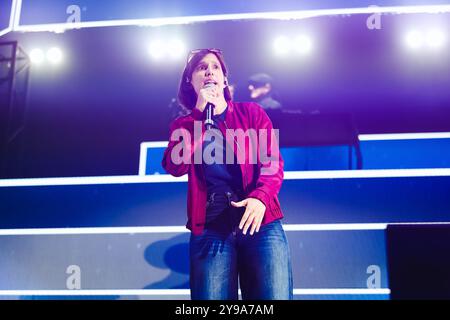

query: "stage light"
(167, 39), (186, 59)
(46, 47), (63, 64)
(426, 29), (446, 49)
(273, 36), (291, 56)
(293, 35), (312, 54)
(405, 31), (424, 50)
(148, 39), (186, 61)
(148, 40), (165, 60)
(29, 48), (45, 64)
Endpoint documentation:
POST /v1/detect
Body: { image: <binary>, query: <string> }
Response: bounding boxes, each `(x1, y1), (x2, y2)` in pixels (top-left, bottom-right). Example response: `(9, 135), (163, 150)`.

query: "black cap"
(248, 73), (273, 88)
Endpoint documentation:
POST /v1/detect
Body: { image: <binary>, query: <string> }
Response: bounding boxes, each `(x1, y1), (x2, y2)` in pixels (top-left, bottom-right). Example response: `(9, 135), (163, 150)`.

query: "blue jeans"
(189, 215), (293, 300)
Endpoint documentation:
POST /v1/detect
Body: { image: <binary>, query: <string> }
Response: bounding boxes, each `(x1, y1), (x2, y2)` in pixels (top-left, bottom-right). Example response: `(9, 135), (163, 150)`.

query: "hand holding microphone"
(195, 83), (220, 130)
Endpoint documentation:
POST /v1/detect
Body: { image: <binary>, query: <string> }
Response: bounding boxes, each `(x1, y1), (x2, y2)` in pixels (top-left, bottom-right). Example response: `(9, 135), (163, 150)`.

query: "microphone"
(203, 83), (215, 130)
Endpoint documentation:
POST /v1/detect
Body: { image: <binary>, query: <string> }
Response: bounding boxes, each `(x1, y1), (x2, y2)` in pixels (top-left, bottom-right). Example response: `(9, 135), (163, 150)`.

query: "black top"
(202, 107), (243, 197)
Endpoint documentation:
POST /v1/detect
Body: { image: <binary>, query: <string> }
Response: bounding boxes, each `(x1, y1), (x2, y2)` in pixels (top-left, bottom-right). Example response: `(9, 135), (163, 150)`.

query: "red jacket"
(162, 101), (284, 235)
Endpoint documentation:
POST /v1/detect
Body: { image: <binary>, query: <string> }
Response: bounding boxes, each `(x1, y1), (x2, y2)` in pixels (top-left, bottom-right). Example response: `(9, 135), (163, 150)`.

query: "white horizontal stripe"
(0, 174), (187, 187)
(0, 288), (390, 296)
(283, 223), (387, 231)
(359, 132), (450, 141)
(0, 224), (377, 236)
(0, 289), (189, 296)
(13, 5), (450, 32)
(283, 168), (450, 180)
(1, 222), (449, 236)
(293, 288), (390, 295)
(2, 168), (450, 187)
(0, 226), (189, 236)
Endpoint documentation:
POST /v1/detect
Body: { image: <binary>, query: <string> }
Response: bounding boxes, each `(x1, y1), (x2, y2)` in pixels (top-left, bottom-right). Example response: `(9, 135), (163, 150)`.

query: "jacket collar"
(225, 100), (234, 126)
(227, 100), (234, 113)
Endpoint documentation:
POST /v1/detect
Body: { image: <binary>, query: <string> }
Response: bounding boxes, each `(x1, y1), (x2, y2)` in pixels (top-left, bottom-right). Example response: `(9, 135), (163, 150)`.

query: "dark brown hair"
(177, 49), (232, 111)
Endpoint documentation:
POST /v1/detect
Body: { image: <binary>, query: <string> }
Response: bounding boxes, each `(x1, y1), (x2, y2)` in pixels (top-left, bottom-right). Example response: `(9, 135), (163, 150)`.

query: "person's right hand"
(195, 85), (221, 112)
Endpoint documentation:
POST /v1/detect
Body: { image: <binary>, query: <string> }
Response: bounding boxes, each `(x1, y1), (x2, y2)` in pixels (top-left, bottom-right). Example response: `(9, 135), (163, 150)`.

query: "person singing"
(162, 48), (292, 300)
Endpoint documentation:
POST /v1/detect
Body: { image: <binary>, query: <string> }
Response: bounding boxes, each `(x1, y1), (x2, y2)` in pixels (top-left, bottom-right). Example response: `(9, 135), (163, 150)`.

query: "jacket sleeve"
(161, 118), (193, 177)
(247, 104), (284, 208)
